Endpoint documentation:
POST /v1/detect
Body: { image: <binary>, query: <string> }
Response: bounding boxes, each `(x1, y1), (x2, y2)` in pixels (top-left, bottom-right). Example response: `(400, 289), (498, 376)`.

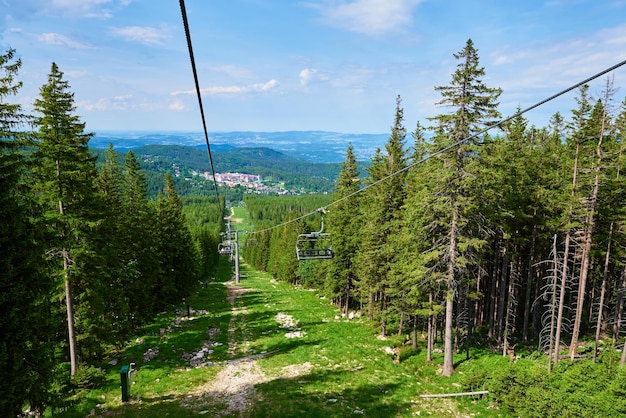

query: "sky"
(2, 0), (626, 134)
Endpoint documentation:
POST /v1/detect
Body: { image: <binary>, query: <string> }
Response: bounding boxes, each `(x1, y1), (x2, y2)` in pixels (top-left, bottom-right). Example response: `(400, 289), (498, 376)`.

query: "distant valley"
(89, 130), (389, 164)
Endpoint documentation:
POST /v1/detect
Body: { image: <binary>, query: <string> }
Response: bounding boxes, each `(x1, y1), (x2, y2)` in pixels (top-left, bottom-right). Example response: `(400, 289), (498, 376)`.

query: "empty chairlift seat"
(296, 232), (334, 260)
(218, 243), (232, 255)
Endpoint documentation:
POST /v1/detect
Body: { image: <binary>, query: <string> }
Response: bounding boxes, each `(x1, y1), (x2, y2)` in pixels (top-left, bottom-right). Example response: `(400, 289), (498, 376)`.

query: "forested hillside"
(5, 36), (626, 417)
(120, 144), (344, 197)
(240, 40), (626, 416)
(1, 51), (222, 415)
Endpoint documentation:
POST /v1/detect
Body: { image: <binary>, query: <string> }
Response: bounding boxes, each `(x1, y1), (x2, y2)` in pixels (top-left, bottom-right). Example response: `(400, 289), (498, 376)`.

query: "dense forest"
(4, 36), (626, 416)
(109, 144), (343, 197)
(0, 50), (221, 415)
(240, 40), (626, 415)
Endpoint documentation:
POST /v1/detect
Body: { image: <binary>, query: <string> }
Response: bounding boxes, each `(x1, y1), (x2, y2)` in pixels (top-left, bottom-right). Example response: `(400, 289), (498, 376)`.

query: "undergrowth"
(48, 251), (626, 418)
(459, 349), (626, 417)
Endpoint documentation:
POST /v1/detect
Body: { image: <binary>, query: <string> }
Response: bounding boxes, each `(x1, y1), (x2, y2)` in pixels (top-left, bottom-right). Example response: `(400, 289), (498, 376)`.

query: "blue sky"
(2, 0), (626, 134)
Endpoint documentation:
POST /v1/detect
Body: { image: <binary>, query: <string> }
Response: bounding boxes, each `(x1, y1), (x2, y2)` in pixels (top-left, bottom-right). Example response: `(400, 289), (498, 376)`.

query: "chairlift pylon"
(296, 209), (334, 261)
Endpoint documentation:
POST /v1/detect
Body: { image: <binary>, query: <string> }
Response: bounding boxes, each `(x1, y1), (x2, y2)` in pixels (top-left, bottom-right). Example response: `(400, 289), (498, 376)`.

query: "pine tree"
(93, 144), (136, 345)
(0, 48), (55, 416)
(392, 121), (438, 349)
(156, 172), (198, 304)
(31, 62), (99, 376)
(356, 95), (408, 334)
(325, 143), (361, 314)
(427, 39), (501, 376)
(121, 150), (161, 323)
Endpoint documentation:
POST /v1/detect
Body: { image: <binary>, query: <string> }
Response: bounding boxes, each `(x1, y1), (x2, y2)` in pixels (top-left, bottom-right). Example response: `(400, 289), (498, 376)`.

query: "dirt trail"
(183, 281), (311, 416)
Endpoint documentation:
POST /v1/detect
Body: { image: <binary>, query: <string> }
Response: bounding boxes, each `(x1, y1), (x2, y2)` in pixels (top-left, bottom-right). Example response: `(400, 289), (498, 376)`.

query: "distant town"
(185, 170), (307, 195)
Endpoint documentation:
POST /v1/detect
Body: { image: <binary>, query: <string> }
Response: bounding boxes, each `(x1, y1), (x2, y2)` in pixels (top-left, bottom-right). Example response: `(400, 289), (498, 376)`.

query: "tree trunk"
(63, 249), (78, 376)
(614, 267), (626, 343)
(496, 253), (508, 345)
(523, 226), (537, 342)
(554, 232), (571, 367)
(570, 142), (603, 361)
(503, 261), (516, 357)
(488, 237), (500, 340)
(443, 207), (458, 377)
(593, 222), (613, 362)
(427, 293), (433, 362)
(548, 235), (559, 372)
(58, 185), (78, 377)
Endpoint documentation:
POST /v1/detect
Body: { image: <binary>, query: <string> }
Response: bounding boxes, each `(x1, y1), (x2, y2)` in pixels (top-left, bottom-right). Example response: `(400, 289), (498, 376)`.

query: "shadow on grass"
(102, 366), (410, 418)
(250, 367), (410, 418)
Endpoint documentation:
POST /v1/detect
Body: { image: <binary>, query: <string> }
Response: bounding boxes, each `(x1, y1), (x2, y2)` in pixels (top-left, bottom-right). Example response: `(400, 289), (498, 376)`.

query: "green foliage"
(460, 354), (626, 417)
(129, 144), (341, 197)
(155, 172), (199, 303)
(0, 48), (56, 416)
(71, 365), (107, 390)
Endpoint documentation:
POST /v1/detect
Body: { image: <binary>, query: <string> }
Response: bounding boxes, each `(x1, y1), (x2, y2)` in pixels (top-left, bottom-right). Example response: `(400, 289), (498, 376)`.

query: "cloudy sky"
(2, 0), (626, 134)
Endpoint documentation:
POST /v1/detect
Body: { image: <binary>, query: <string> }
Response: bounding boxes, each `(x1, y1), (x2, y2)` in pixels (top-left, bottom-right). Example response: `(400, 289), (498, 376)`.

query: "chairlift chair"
(218, 242), (232, 255)
(296, 209), (334, 261)
(296, 232), (333, 260)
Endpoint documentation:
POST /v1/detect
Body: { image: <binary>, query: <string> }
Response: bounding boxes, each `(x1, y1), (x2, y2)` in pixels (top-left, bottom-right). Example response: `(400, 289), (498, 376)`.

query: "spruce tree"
(356, 95), (408, 334)
(121, 150), (161, 322)
(31, 62), (99, 375)
(325, 143), (361, 314)
(0, 48), (55, 415)
(427, 39), (501, 376)
(156, 172), (198, 304)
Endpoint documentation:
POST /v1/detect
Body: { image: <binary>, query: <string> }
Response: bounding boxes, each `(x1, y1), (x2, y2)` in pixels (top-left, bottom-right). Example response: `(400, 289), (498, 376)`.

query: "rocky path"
(182, 280), (311, 416)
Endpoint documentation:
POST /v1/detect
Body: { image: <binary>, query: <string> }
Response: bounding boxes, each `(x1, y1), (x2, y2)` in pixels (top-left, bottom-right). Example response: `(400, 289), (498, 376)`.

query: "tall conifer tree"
(31, 62), (98, 375)
(156, 172), (198, 303)
(428, 39), (501, 376)
(0, 48), (55, 415)
(325, 143), (361, 314)
(356, 95), (408, 334)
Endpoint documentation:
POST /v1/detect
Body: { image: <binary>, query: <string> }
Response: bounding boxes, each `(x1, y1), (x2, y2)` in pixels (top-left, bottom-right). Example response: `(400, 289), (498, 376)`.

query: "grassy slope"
(51, 211), (508, 418)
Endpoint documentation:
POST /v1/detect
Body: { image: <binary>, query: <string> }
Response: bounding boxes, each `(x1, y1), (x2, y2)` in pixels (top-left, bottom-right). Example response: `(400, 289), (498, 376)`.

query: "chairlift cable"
(250, 57), (626, 236)
(179, 0), (222, 213)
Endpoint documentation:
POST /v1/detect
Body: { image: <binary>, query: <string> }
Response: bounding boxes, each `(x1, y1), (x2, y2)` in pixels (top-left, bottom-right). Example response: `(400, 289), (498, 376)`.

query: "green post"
(120, 363), (135, 402)
(120, 365), (129, 402)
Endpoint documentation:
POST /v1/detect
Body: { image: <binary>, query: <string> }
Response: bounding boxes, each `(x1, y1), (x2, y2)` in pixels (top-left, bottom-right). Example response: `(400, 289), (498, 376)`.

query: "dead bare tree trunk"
(503, 261), (517, 357)
(555, 136), (583, 366)
(548, 235), (559, 372)
(593, 222), (613, 362)
(523, 226), (537, 342)
(63, 248), (77, 376)
(570, 98), (608, 361)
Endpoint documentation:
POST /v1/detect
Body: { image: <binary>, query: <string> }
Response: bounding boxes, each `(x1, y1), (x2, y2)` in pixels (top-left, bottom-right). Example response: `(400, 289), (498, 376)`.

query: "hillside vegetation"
(5, 39), (626, 417)
(131, 144), (343, 196)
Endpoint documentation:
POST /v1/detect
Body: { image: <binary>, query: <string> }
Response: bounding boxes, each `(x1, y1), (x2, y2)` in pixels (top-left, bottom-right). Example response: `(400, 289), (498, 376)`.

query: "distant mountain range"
(89, 130), (389, 164)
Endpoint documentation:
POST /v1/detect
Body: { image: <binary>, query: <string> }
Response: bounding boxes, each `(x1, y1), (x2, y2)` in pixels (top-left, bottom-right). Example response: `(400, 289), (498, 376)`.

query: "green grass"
(49, 254), (509, 417)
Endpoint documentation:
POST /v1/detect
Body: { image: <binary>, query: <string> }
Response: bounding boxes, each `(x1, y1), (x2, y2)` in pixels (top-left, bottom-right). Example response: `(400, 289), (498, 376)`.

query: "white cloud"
(311, 0), (423, 35)
(299, 68), (318, 86)
(37, 32), (94, 49)
(81, 94), (132, 111)
(109, 25), (170, 45)
(169, 99), (185, 111)
(49, 0), (114, 18)
(171, 79), (280, 96)
(490, 23), (626, 93)
(210, 65), (255, 79)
